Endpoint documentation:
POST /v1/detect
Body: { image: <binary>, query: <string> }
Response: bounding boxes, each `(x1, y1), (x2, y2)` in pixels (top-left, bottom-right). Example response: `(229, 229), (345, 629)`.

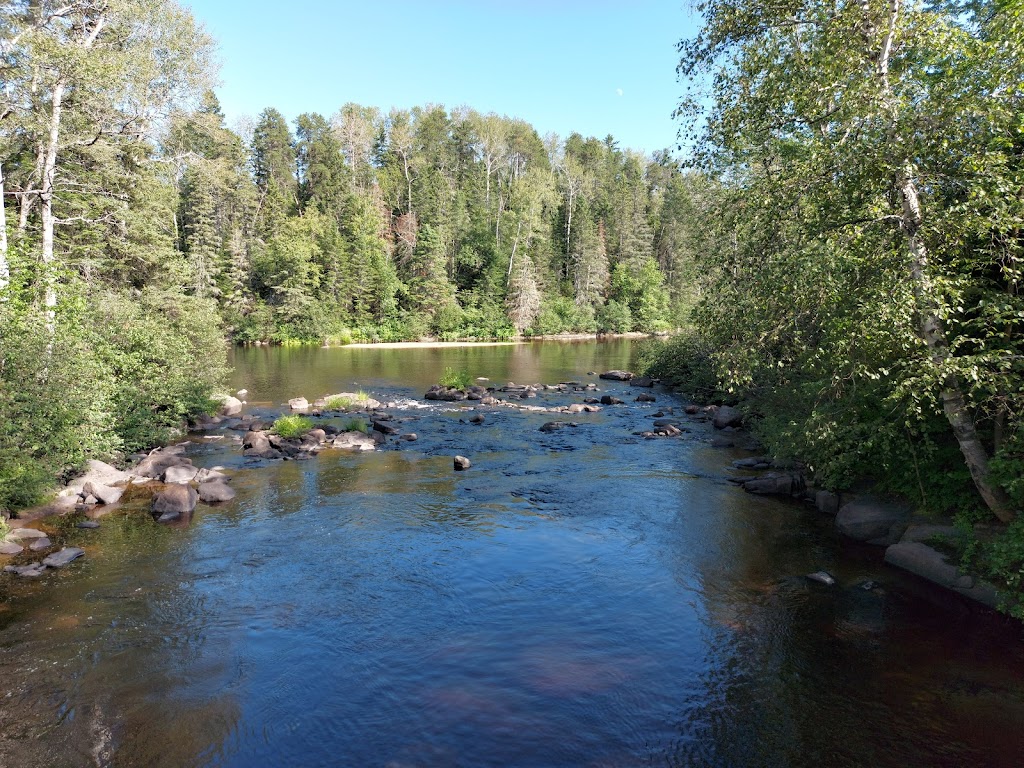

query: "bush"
(272, 415), (313, 438)
(340, 418), (369, 434)
(640, 330), (721, 401)
(596, 300), (633, 334)
(439, 367), (472, 390)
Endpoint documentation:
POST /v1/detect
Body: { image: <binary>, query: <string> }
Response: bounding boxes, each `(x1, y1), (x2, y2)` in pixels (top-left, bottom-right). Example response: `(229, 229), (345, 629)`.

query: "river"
(2, 339), (1023, 767)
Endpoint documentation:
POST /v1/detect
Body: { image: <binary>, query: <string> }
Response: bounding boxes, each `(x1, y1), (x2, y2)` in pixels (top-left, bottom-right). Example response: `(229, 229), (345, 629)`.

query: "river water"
(2, 340), (1024, 767)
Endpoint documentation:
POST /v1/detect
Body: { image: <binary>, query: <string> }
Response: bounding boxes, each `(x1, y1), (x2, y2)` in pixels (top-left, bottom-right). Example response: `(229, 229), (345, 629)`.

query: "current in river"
(2, 339), (1023, 767)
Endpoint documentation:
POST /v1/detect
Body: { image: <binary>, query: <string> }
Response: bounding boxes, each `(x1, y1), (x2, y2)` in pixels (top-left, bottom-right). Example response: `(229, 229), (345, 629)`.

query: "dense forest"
(0, 1), (701, 512)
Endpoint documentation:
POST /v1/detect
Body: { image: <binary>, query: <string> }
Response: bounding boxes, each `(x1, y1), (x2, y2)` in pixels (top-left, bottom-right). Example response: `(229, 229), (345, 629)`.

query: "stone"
(635, 393), (657, 403)
(815, 490), (841, 516)
(600, 395), (624, 405)
(288, 397), (310, 411)
(194, 468), (229, 484)
(163, 465), (198, 485)
(198, 481), (236, 503)
(5, 563), (47, 577)
(742, 472), (805, 497)
(29, 537), (52, 551)
(0, 541), (23, 555)
(684, 405), (700, 415)
(401, 433), (418, 442)
(72, 460), (133, 490)
(43, 547), (85, 568)
(332, 431), (377, 451)
(243, 431), (271, 452)
(884, 541), (1000, 609)
(540, 421), (577, 433)
(713, 405), (744, 429)
(469, 414), (485, 425)
(5, 528), (48, 540)
(135, 451), (192, 480)
(630, 376), (655, 388)
(710, 435), (735, 448)
(372, 419), (400, 435)
(151, 484), (199, 517)
(218, 395), (244, 417)
(566, 403), (587, 414)
(83, 481), (123, 505)
(454, 455), (472, 471)
(806, 571), (836, 586)
(76, 521), (101, 530)
(237, 389), (248, 397)
(733, 457), (771, 469)
(836, 497), (910, 544)
(599, 370), (634, 381)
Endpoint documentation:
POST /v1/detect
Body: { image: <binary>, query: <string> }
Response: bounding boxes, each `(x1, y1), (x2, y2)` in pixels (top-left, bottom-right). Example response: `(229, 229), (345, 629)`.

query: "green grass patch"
(439, 367), (472, 390)
(272, 415), (314, 438)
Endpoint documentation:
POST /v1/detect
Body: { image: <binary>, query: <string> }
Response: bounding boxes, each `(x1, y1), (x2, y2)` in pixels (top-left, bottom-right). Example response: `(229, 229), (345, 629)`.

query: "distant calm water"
(2, 339), (1023, 767)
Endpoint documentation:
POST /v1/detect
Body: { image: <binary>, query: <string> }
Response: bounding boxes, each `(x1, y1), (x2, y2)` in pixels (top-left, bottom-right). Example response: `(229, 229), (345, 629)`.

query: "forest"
(2, 0), (1024, 609)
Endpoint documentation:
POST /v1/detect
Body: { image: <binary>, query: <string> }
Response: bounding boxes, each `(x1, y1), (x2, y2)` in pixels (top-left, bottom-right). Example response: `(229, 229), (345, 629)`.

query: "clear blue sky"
(183, 0), (699, 156)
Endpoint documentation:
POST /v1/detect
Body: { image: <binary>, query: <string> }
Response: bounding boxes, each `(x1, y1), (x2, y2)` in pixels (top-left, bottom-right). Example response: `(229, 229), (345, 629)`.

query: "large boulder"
(198, 481), (236, 503)
(0, 541), (23, 555)
(836, 496), (910, 544)
(630, 376), (655, 388)
(135, 450), (192, 480)
(151, 484), (198, 519)
(288, 397), (310, 411)
(5, 528), (48, 541)
(243, 431), (271, 454)
(885, 541), (1000, 609)
(72, 460), (132, 491)
(332, 431), (377, 451)
(82, 481), (123, 505)
(218, 395), (243, 417)
(599, 370), (634, 381)
(742, 472), (805, 497)
(163, 465), (198, 484)
(713, 406), (744, 429)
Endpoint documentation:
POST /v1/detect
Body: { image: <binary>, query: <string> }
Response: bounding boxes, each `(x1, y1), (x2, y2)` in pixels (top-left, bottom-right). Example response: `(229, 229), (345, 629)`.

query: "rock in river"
(0, 541), (24, 555)
(43, 547), (85, 568)
(454, 455), (472, 471)
(199, 480), (236, 503)
(599, 370), (634, 381)
(152, 484), (199, 518)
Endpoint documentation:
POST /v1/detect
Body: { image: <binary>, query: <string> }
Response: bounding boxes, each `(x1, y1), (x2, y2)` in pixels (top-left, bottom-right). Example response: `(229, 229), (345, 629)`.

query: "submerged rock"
(332, 431), (377, 451)
(0, 541), (24, 555)
(5, 528), (48, 541)
(163, 465), (198, 485)
(4, 562), (47, 577)
(29, 537), (52, 551)
(806, 571), (837, 586)
(76, 520), (101, 530)
(742, 472), (805, 497)
(199, 481), (236, 503)
(885, 541), (1000, 609)
(43, 547), (85, 568)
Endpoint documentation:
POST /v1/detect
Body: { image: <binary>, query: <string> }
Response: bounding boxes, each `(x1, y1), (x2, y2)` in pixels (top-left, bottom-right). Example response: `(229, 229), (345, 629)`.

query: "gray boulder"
(836, 497), (910, 544)
(332, 431), (377, 451)
(635, 393), (657, 403)
(82, 481), (123, 505)
(289, 397), (310, 411)
(151, 484), (198, 518)
(199, 481), (236, 503)
(195, 468), (229, 484)
(218, 395), (243, 416)
(599, 370), (634, 381)
(4, 562), (47, 577)
(135, 451), (192, 479)
(630, 376), (655, 388)
(243, 430), (271, 454)
(29, 537), (52, 551)
(713, 406), (744, 429)
(0, 541), (23, 555)
(742, 472), (805, 497)
(885, 541), (1000, 609)
(815, 490), (841, 516)
(600, 395), (624, 405)
(43, 547), (85, 568)
(163, 465), (198, 484)
(454, 455), (472, 471)
(5, 528), (48, 541)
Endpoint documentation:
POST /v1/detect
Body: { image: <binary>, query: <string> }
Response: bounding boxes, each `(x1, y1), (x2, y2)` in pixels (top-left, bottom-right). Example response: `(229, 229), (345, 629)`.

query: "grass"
(439, 367), (472, 390)
(340, 418), (370, 434)
(272, 415), (314, 438)
(326, 396), (352, 410)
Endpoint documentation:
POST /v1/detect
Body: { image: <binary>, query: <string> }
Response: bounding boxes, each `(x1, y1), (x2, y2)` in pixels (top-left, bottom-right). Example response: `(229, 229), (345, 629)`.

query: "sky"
(183, 0), (700, 156)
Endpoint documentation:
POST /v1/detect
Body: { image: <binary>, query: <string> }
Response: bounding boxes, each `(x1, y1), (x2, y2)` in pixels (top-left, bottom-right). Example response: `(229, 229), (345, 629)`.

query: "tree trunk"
(40, 78), (65, 333)
(900, 173), (1016, 522)
(0, 161), (8, 298)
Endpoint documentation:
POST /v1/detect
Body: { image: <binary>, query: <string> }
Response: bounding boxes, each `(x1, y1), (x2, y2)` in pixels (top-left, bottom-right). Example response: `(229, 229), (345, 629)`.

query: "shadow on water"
(2, 339), (1024, 767)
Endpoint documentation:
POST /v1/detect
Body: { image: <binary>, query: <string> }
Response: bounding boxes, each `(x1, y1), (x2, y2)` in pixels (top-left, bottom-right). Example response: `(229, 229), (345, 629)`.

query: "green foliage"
(962, 517), (1024, 621)
(340, 418), (370, 434)
(439, 367), (472, 390)
(596, 300), (633, 334)
(325, 396), (351, 411)
(272, 415), (314, 438)
(640, 331), (721, 402)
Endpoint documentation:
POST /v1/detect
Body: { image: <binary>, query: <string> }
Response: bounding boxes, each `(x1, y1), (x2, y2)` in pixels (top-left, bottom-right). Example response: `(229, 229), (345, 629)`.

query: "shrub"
(340, 418), (369, 434)
(439, 367), (472, 390)
(640, 330), (721, 401)
(325, 396), (351, 411)
(272, 415), (313, 438)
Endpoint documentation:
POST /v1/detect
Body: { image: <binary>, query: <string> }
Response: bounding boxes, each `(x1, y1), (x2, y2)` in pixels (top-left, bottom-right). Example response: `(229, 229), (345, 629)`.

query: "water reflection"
(2, 341), (1024, 767)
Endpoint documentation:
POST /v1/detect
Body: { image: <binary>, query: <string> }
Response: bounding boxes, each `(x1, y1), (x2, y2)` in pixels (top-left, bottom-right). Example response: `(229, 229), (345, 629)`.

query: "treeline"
(171, 99), (697, 342)
(0, 0), (701, 512)
(646, 0), (1024, 605)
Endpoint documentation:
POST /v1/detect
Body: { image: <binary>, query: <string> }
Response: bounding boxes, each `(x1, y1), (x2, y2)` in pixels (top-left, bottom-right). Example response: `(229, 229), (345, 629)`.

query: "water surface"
(2, 340), (1023, 767)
